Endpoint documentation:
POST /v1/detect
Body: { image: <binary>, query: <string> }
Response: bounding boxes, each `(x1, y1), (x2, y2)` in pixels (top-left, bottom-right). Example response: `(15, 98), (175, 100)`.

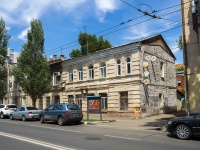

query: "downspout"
(181, 0), (190, 115)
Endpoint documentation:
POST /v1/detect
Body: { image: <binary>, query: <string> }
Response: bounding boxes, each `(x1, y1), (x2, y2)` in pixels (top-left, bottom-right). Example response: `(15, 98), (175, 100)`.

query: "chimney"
(60, 55), (65, 61)
(53, 55), (57, 60)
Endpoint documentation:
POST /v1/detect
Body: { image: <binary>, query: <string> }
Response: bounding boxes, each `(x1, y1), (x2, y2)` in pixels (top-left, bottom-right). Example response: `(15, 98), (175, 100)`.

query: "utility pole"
(83, 26), (89, 54)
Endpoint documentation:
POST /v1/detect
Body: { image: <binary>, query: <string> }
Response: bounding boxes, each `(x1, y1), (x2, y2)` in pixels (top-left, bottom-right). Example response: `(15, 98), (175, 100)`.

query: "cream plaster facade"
(181, 0), (200, 113)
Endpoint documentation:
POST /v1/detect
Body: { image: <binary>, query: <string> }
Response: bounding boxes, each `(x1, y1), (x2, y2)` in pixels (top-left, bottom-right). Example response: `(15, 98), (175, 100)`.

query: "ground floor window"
(159, 93), (164, 109)
(68, 95), (74, 104)
(54, 96), (60, 104)
(46, 97), (50, 108)
(99, 93), (107, 111)
(39, 98), (43, 110)
(120, 92), (128, 110)
(76, 95), (82, 109)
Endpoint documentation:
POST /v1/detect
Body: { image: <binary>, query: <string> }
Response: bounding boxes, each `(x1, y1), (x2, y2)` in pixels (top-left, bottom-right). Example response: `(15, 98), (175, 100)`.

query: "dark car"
(167, 114), (200, 140)
(39, 103), (83, 126)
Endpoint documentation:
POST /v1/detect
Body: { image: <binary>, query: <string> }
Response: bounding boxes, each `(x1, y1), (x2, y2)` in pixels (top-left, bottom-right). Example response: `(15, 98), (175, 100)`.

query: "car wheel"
(40, 116), (44, 124)
(175, 124), (192, 140)
(22, 115), (26, 122)
(1, 113), (5, 119)
(57, 117), (64, 126)
(74, 121), (81, 125)
(10, 115), (14, 120)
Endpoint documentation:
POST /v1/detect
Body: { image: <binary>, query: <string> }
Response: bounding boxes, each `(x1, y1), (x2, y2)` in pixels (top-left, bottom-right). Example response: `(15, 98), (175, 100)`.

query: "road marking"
(0, 120), (19, 124)
(0, 131), (76, 150)
(104, 135), (141, 141)
(29, 125), (83, 133)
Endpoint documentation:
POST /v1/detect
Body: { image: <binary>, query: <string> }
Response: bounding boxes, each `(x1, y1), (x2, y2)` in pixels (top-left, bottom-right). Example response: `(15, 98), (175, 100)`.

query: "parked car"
(39, 103), (83, 126)
(10, 106), (42, 121)
(0, 104), (17, 119)
(167, 113), (200, 140)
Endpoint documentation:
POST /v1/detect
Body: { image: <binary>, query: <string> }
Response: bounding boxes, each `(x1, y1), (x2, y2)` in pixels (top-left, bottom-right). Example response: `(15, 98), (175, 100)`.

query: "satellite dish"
(144, 79), (149, 85)
(144, 71), (149, 77)
(143, 62), (149, 68)
(151, 56), (156, 61)
(145, 55), (151, 61)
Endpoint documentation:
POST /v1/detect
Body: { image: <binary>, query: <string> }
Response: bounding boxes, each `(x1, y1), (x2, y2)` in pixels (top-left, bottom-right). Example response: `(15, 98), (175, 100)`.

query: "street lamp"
(0, 54), (10, 104)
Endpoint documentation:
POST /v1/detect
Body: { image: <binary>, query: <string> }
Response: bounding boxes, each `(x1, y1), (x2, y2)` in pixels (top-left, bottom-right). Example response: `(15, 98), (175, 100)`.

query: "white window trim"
(53, 72), (60, 85)
(89, 65), (94, 79)
(78, 68), (83, 81)
(100, 62), (106, 78)
(69, 70), (73, 82)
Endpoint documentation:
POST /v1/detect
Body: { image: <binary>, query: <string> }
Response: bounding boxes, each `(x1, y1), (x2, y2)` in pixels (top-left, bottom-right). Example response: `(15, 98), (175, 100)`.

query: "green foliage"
(176, 66), (184, 72)
(177, 35), (183, 50)
(69, 49), (82, 58)
(0, 17), (10, 100)
(70, 33), (112, 58)
(12, 19), (51, 106)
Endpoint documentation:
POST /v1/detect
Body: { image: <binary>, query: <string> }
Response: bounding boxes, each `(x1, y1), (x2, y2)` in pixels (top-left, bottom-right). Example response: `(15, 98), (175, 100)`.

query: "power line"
(45, 1), (192, 56)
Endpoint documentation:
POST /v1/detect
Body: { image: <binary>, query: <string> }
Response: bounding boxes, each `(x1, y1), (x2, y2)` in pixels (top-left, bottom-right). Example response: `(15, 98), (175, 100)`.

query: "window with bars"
(78, 67), (83, 81)
(69, 69), (73, 82)
(88, 65), (94, 79)
(117, 59), (121, 76)
(100, 62), (106, 78)
(120, 92), (128, 110)
(126, 57), (131, 74)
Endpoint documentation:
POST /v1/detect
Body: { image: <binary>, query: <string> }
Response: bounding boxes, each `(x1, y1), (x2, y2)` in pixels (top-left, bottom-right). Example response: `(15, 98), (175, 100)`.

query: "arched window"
(117, 59), (121, 76)
(69, 69), (73, 82)
(126, 57), (131, 74)
(78, 67), (83, 81)
(100, 62), (106, 78)
(88, 65), (94, 79)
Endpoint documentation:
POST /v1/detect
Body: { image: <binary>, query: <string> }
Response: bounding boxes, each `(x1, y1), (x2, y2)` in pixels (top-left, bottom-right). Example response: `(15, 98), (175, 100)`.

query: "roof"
(176, 64), (184, 69)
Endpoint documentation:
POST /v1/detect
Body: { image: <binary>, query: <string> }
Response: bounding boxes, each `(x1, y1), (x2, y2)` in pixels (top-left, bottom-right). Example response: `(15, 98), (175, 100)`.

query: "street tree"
(70, 33), (112, 58)
(13, 19), (51, 107)
(0, 17), (10, 101)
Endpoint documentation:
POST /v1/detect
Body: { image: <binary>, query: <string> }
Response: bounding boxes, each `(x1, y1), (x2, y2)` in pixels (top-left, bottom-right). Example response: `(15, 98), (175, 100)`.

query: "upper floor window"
(78, 67), (83, 81)
(69, 69), (73, 82)
(117, 59), (121, 76)
(160, 62), (165, 78)
(53, 72), (60, 85)
(126, 57), (131, 74)
(89, 65), (94, 79)
(100, 62), (106, 78)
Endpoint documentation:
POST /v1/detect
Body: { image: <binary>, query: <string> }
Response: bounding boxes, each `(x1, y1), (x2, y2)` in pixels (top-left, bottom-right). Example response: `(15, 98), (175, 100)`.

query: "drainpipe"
(181, 0), (190, 115)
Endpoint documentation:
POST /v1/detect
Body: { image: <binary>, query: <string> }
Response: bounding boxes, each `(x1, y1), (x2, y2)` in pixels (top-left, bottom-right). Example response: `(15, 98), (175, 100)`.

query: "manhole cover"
(84, 137), (102, 140)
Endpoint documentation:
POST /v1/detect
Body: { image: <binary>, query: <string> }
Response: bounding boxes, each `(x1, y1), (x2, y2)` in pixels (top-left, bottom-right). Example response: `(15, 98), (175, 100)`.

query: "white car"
(0, 104), (17, 119)
(10, 106), (42, 121)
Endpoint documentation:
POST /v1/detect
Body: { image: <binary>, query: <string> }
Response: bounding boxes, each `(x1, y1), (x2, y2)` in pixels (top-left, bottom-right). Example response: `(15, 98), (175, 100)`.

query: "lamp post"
(0, 54), (10, 104)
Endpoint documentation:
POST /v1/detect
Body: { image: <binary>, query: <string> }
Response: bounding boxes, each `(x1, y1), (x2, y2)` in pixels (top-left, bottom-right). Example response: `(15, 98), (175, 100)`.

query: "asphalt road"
(0, 119), (199, 150)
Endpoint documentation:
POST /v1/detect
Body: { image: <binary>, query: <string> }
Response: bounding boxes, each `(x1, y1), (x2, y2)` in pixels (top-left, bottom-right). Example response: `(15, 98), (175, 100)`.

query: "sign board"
(87, 96), (101, 114)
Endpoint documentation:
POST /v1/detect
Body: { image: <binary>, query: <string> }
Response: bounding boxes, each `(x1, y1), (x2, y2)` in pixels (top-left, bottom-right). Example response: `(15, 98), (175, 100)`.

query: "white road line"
(0, 131), (76, 150)
(29, 125), (83, 133)
(104, 135), (141, 141)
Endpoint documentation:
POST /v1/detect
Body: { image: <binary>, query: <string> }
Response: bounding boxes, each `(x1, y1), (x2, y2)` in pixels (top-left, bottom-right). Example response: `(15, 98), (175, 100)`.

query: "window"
(78, 67), (83, 81)
(100, 62), (106, 78)
(69, 69), (73, 82)
(13, 80), (19, 89)
(159, 93), (164, 109)
(19, 107), (25, 111)
(160, 62), (165, 78)
(117, 59), (121, 76)
(126, 57), (131, 74)
(88, 65), (94, 79)
(76, 95), (82, 109)
(46, 97), (50, 108)
(53, 72), (60, 85)
(120, 92), (128, 110)
(100, 93), (107, 111)
(68, 95), (74, 103)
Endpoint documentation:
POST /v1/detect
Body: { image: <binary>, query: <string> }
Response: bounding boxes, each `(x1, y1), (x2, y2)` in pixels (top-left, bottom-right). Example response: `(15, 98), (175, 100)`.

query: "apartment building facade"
(49, 34), (177, 117)
(181, 0), (200, 113)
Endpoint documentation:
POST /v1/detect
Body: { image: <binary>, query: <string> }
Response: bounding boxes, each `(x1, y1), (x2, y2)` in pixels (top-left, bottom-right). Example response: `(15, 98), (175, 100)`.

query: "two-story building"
(45, 34), (176, 117)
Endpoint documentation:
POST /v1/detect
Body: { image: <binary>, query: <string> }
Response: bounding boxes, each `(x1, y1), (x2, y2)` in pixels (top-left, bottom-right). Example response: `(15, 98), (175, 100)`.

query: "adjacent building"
(181, 0), (200, 113)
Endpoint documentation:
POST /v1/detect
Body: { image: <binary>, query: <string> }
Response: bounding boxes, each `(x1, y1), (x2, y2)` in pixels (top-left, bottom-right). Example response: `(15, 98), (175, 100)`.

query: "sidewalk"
(83, 110), (186, 131)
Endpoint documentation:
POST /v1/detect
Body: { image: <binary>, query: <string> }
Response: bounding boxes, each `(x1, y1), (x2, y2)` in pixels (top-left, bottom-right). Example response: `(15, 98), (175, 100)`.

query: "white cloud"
(94, 0), (121, 22)
(18, 27), (29, 41)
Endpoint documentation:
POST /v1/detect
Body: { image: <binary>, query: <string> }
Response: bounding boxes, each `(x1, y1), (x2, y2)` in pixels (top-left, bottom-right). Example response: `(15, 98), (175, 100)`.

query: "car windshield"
(26, 107), (38, 110)
(67, 104), (79, 110)
(0, 105), (5, 108)
(7, 105), (17, 108)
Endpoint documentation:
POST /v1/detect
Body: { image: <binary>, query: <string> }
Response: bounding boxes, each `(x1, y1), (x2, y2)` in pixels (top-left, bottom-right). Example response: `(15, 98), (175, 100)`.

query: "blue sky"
(0, 0), (183, 64)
